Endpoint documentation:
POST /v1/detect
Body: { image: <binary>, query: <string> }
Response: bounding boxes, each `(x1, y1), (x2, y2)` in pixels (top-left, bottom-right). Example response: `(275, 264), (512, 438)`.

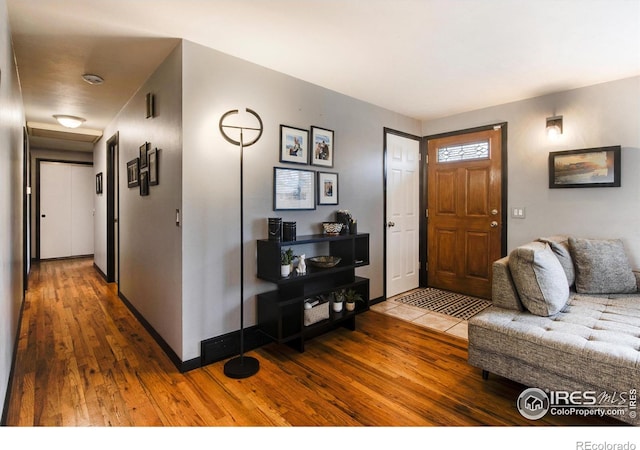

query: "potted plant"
(344, 289), (364, 312)
(332, 289), (345, 312)
(281, 248), (294, 277)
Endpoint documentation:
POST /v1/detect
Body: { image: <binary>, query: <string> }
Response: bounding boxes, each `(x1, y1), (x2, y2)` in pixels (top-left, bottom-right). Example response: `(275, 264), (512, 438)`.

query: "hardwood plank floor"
(4, 258), (625, 428)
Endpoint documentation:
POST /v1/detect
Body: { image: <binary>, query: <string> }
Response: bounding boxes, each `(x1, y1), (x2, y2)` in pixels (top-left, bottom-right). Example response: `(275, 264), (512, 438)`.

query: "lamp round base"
(223, 356), (260, 379)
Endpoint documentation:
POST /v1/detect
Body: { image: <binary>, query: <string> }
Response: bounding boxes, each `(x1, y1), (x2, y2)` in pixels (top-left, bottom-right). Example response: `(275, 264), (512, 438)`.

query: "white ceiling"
(7, 0), (640, 151)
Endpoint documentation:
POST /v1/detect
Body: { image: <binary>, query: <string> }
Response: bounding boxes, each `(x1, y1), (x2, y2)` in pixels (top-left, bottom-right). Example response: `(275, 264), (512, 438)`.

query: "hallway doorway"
(106, 133), (119, 284)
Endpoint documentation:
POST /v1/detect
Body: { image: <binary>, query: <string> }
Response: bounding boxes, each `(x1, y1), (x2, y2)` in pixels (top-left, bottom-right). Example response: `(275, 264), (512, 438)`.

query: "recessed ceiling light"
(53, 114), (86, 128)
(82, 73), (104, 85)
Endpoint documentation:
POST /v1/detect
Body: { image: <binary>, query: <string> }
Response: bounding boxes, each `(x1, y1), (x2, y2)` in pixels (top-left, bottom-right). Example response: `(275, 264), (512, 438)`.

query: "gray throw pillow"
(508, 242), (570, 316)
(568, 237), (637, 294)
(538, 235), (575, 288)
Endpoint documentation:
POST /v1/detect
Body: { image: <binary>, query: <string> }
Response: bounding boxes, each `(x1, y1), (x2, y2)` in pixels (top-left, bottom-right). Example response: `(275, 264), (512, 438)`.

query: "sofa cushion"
(508, 242), (570, 316)
(537, 235), (575, 287)
(568, 237), (637, 294)
(492, 256), (524, 311)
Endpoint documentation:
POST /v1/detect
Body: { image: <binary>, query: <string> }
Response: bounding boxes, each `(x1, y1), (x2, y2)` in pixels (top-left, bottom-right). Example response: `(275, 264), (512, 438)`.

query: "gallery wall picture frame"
(310, 126), (334, 167)
(148, 147), (159, 186)
(549, 145), (621, 188)
(279, 125), (309, 165)
(96, 172), (103, 194)
(127, 158), (140, 187)
(140, 170), (149, 196)
(317, 171), (339, 205)
(273, 167), (316, 211)
(140, 142), (150, 168)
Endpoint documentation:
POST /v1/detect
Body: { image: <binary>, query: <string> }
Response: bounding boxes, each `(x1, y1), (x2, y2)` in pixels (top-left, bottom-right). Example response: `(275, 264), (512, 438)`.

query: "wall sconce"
(546, 115), (563, 138)
(146, 93), (155, 118)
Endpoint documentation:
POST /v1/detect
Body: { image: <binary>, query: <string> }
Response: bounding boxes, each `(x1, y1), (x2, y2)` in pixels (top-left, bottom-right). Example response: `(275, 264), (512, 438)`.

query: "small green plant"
(344, 289), (364, 304)
(281, 248), (294, 266)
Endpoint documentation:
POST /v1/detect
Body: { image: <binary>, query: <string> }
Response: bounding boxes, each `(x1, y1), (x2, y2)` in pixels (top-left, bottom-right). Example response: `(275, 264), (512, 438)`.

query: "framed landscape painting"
(549, 146), (621, 188)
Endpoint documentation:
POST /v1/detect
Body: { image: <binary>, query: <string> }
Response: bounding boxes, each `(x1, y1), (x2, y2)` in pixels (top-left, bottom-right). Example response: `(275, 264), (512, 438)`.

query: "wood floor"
(4, 257), (623, 427)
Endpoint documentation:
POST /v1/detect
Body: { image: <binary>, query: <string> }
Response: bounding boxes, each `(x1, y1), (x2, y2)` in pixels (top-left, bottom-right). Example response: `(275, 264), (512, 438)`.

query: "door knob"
(491, 209), (498, 216)
(387, 221), (396, 228)
(490, 221), (499, 228)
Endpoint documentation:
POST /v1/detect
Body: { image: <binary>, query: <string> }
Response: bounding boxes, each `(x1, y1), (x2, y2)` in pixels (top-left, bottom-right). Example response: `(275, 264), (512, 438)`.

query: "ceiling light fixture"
(82, 73), (104, 85)
(546, 115), (563, 139)
(53, 114), (86, 129)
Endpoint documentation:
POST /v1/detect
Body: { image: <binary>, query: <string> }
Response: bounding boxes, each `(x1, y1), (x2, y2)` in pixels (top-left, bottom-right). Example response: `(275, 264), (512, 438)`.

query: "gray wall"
(422, 76), (640, 267)
(94, 43), (183, 358)
(181, 40), (420, 360)
(0, 0), (25, 414)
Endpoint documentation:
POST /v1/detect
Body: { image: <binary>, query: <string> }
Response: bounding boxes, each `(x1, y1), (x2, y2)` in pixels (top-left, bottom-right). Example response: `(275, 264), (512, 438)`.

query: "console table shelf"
(256, 233), (370, 352)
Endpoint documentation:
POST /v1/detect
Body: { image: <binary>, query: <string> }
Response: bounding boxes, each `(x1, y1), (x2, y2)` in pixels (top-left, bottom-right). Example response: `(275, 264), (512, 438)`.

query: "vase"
(332, 301), (343, 313)
(283, 221), (296, 241)
(269, 217), (282, 241)
(281, 264), (291, 277)
(345, 301), (356, 312)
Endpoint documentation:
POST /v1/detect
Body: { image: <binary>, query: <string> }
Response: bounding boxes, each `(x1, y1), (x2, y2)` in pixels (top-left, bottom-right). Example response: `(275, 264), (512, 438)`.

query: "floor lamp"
(219, 108), (263, 379)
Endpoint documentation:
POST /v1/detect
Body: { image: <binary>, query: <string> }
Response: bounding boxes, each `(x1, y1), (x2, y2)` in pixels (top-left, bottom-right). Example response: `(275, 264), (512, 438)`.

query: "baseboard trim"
(369, 296), (385, 306)
(93, 263), (107, 281)
(201, 327), (272, 367)
(118, 291), (196, 373)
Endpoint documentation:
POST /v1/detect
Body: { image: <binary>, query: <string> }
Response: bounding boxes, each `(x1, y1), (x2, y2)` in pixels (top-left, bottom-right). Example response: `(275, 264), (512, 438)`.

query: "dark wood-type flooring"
(4, 258), (623, 427)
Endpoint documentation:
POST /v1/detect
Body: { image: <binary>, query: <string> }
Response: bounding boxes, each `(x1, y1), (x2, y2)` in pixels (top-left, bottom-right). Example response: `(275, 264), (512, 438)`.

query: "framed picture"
(127, 158), (140, 187)
(140, 142), (149, 168)
(273, 167), (316, 211)
(279, 125), (309, 165)
(95, 172), (103, 194)
(140, 170), (149, 196)
(148, 147), (159, 186)
(310, 126), (334, 167)
(317, 171), (338, 205)
(549, 146), (621, 188)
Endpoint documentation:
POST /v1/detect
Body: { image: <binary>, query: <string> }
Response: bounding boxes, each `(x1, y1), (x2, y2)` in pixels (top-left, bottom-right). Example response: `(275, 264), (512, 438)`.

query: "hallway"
(5, 258), (623, 427)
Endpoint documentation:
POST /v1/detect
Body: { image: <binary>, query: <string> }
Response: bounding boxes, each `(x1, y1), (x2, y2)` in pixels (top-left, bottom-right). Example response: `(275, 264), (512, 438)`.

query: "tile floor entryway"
(370, 289), (470, 340)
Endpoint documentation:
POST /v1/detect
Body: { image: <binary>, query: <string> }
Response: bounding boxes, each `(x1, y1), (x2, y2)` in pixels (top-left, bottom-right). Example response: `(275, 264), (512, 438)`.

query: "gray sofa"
(468, 235), (640, 425)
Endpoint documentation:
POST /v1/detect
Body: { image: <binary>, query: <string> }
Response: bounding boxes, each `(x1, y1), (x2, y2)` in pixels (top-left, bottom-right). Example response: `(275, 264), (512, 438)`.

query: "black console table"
(256, 233), (370, 352)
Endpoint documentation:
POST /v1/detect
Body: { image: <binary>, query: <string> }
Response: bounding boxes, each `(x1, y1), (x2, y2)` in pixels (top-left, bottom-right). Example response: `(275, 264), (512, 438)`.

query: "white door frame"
(383, 128), (422, 299)
(36, 158), (93, 260)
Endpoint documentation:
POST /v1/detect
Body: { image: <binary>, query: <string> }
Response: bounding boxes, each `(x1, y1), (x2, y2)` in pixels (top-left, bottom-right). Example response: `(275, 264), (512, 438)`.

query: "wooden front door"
(427, 126), (503, 299)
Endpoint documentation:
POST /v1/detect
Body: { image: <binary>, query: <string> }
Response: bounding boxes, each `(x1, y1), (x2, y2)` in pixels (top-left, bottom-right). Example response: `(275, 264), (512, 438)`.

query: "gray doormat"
(394, 288), (492, 320)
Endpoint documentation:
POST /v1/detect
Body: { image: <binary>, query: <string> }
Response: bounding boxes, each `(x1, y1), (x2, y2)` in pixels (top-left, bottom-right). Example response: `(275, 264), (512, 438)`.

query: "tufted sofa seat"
(468, 236), (640, 425)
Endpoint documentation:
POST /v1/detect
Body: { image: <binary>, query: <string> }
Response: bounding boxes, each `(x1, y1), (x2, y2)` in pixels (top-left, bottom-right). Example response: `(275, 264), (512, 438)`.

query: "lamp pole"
(219, 108), (263, 379)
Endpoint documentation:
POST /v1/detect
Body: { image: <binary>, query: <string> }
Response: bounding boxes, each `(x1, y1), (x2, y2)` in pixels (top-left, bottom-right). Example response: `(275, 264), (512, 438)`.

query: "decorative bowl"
(307, 256), (342, 268)
(322, 222), (343, 235)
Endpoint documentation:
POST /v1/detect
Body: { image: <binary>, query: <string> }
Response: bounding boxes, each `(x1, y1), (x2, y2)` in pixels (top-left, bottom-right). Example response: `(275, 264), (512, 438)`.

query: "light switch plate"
(511, 207), (526, 219)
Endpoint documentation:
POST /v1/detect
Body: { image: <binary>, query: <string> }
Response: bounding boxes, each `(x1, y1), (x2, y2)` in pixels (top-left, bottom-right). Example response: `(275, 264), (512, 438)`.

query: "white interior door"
(40, 162), (94, 259)
(40, 163), (72, 259)
(385, 131), (420, 298)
